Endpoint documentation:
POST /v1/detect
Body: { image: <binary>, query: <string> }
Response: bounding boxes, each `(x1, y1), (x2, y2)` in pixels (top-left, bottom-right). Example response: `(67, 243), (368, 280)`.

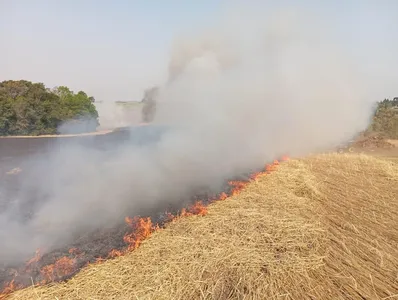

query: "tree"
(367, 98), (398, 139)
(0, 80), (99, 136)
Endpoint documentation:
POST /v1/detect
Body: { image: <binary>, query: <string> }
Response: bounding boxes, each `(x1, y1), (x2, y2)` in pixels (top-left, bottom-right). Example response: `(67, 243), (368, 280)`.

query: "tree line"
(0, 80), (99, 136)
(0, 79), (396, 138)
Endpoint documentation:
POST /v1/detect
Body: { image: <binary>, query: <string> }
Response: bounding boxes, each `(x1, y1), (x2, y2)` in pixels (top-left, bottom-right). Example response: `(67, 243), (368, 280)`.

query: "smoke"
(95, 101), (142, 130)
(0, 7), (375, 265)
(57, 118), (99, 135)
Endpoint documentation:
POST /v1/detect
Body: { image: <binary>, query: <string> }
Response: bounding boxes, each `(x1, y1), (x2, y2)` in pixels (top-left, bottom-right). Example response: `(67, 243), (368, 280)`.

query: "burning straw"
(0, 158), (286, 299)
(4, 153), (398, 299)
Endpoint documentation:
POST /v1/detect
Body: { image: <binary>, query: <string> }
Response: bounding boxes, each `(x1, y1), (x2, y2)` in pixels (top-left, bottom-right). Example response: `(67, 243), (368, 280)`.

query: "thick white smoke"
(95, 101), (142, 129)
(0, 8), (374, 264)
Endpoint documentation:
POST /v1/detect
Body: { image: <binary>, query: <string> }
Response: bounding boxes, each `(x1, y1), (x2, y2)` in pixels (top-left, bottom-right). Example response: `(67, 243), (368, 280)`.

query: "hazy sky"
(1, 0), (397, 102)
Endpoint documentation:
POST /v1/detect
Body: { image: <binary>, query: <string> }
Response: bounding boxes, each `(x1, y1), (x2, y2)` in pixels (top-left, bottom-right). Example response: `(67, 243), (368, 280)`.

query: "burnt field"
(0, 127), (265, 293)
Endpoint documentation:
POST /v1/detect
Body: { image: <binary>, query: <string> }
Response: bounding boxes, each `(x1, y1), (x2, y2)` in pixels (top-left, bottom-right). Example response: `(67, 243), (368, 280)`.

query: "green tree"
(367, 98), (398, 139)
(0, 80), (99, 136)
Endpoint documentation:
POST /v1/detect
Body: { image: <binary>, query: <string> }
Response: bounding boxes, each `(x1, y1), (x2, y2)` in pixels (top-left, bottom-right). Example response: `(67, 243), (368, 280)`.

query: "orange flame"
(108, 249), (124, 258)
(281, 155), (289, 161)
(164, 212), (176, 222)
(249, 172), (261, 180)
(182, 201), (208, 217)
(25, 249), (41, 272)
(123, 217), (154, 251)
(218, 192), (228, 200)
(228, 180), (249, 196)
(40, 256), (76, 284)
(0, 279), (21, 299)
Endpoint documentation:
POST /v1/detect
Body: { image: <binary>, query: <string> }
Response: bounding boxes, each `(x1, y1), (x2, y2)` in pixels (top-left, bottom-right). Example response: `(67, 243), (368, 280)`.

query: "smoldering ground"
(0, 8), (376, 266)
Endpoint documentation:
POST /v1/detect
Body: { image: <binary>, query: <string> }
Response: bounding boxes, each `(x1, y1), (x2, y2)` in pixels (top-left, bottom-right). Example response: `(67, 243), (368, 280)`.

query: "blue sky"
(1, 0), (397, 102)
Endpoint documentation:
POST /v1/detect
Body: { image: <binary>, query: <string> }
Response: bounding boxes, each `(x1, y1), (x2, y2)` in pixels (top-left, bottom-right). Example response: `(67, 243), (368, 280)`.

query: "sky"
(1, 0), (397, 102)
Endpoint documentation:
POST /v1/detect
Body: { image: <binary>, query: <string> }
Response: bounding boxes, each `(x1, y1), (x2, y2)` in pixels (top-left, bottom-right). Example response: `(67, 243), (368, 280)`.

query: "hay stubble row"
(8, 154), (398, 300)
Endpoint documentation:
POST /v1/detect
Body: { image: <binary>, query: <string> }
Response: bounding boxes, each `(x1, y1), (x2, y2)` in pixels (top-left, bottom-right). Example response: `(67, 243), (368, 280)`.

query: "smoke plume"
(0, 7), (374, 265)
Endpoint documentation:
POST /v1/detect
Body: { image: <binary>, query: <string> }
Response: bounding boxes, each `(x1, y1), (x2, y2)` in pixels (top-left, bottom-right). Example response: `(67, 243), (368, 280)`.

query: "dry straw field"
(8, 151), (398, 300)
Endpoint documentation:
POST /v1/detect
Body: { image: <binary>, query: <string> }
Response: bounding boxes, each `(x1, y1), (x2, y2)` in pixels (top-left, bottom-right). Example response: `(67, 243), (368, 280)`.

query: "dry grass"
(8, 153), (398, 300)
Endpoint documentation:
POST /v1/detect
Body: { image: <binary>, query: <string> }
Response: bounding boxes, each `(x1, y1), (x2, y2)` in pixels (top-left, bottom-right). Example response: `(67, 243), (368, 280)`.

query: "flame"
(40, 256), (76, 284)
(25, 249), (41, 271)
(163, 211), (175, 223)
(108, 249), (124, 258)
(218, 192), (228, 200)
(123, 217), (154, 251)
(0, 155), (289, 297)
(266, 164), (277, 173)
(281, 155), (289, 161)
(249, 172), (261, 180)
(228, 180), (249, 196)
(181, 201), (208, 217)
(0, 279), (22, 300)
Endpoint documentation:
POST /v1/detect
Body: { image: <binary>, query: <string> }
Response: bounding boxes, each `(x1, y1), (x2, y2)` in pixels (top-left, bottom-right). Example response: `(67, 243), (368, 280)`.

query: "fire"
(164, 212), (176, 222)
(108, 249), (124, 258)
(25, 248), (41, 271)
(250, 171), (262, 180)
(164, 200), (210, 224)
(0, 155), (289, 297)
(228, 180), (248, 196)
(180, 201), (208, 217)
(281, 155), (290, 161)
(123, 217), (155, 251)
(266, 162), (278, 173)
(218, 192), (228, 200)
(0, 280), (21, 300)
(40, 256), (76, 284)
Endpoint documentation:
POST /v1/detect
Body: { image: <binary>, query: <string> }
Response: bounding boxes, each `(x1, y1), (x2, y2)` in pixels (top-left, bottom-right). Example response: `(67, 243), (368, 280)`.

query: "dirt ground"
(340, 137), (398, 161)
